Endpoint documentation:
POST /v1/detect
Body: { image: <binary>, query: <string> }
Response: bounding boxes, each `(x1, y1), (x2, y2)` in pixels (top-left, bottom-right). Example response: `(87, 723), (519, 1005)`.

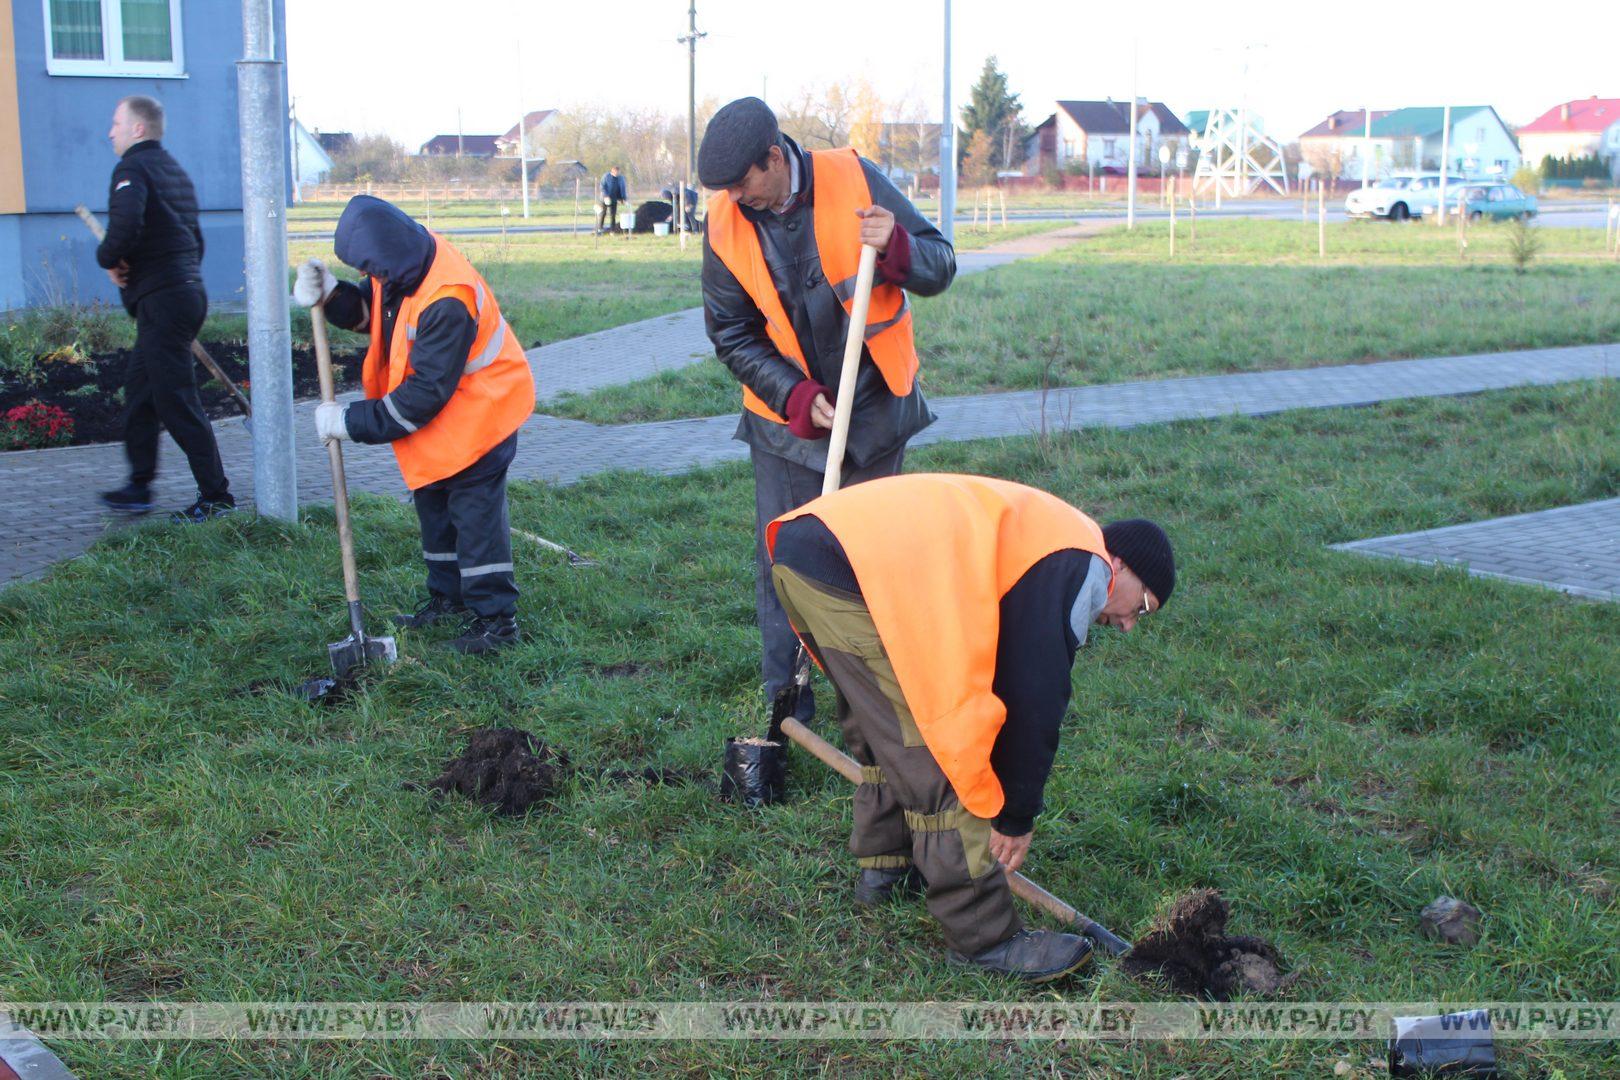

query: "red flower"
(2, 401), (76, 450)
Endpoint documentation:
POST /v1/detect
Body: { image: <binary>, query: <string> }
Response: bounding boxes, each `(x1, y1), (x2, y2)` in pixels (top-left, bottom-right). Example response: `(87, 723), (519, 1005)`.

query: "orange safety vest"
(706, 148), (919, 423)
(767, 474), (1111, 819)
(360, 234), (536, 490)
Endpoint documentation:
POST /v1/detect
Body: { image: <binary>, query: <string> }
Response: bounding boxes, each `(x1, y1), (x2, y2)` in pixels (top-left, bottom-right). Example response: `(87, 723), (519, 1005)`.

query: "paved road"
(289, 199), (1615, 240)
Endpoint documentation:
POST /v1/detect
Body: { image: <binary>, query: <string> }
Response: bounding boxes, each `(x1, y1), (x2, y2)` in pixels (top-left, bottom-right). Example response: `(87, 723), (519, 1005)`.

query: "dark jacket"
(701, 134), (955, 471)
(601, 172), (628, 201)
(95, 140), (204, 312)
(771, 515), (1100, 837)
(325, 196), (478, 444)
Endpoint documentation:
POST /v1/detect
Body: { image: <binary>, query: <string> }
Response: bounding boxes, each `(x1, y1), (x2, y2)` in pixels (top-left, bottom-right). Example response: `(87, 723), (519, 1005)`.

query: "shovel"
(721, 241), (879, 803)
(309, 301), (396, 685)
(74, 205), (254, 434)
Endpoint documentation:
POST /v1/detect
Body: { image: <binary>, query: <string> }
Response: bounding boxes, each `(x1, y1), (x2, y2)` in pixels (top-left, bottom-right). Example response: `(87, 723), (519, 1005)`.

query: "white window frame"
(44, 0), (186, 78)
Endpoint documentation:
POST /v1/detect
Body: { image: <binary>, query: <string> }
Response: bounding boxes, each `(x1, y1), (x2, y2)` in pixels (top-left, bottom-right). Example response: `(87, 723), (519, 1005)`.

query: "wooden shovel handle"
(310, 303), (361, 607)
(821, 243), (879, 497)
(777, 716), (1085, 928)
(74, 204), (252, 418)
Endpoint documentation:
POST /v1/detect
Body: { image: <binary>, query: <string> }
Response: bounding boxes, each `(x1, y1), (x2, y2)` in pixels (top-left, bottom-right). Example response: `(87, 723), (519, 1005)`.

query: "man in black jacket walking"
(597, 166), (628, 233)
(698, 96), (956, 725)
(96, 95), (233, 523)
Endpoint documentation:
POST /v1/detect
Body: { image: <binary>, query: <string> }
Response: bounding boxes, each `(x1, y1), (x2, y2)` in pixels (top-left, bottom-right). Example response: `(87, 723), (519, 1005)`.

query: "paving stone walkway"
(2, 216), (1614, 589)
(1333, 497), (1620, 601)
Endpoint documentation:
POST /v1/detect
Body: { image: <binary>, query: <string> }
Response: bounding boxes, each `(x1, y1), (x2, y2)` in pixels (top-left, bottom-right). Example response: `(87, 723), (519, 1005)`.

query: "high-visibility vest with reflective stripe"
(361, 234), (535, 489)
(767, 474), (1111, 819)
(706, 147), (919, 423)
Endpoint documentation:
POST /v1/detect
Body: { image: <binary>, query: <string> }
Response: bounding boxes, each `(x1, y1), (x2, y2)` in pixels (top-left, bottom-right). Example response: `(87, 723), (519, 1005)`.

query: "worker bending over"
(293, 196), (535, 655)
(768, 473), (1175, 981)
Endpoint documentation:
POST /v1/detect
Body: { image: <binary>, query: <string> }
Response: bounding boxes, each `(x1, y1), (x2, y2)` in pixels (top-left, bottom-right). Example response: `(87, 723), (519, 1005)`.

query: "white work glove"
(293, 258), (338, 308)
(315, 401), (350, 443)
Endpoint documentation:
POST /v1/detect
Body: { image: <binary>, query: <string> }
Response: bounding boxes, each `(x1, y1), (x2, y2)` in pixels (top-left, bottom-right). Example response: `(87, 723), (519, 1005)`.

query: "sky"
(286, 0), (1618, 152)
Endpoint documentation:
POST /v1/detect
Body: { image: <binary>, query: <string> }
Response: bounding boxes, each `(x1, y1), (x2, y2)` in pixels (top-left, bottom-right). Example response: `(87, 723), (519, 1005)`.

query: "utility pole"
(1362, 105), (1373, 189)
(678, 1), (705, 235)
(1436, 104), (1452, 225)
(457, 107), (464, 159)
(1126, 39), (1138, 229)
(939, 0), (955, 244)
(236, 0), (296, 521)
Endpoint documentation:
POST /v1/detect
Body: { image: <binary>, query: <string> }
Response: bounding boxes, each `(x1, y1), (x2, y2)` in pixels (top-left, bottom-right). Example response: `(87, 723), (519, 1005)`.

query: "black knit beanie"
(1102, 519), (1176, 606)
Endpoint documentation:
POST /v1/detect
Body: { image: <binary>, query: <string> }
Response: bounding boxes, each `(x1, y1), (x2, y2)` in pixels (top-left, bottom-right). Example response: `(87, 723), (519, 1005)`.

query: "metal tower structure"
(1192, 108), (1289, 197)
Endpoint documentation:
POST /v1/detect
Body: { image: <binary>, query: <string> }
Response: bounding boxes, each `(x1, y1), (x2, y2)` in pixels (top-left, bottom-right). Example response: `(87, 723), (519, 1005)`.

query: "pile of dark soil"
(0, 342), (365, 447)
(427, 728), (572, 816)
(424, 727), (701, 816)
(1119, 888), (1288, 999)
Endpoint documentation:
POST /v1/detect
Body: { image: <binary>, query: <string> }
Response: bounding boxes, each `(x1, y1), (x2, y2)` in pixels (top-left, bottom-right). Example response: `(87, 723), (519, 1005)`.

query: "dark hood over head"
(334, 196), (435, 294)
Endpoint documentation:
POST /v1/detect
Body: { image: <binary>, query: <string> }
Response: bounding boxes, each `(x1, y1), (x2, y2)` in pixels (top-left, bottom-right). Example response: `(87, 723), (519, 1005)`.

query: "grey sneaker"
(853, 866), (925, 907)
(948, 929), (1095, 983)
(169, 495), (236, 524)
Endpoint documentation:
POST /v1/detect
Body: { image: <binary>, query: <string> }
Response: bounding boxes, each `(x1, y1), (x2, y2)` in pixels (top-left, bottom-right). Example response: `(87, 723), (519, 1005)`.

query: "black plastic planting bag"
(721, 738), (786, 806)
(1389, 1011), (1497, 1077)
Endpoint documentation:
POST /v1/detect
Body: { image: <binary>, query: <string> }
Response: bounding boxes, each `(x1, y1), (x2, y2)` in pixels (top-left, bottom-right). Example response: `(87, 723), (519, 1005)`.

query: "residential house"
(1298, 109), (1392, 180)
(315, 130), (354, 157)
(1298, 106), (1519, 180)
(1517, 97), (1620, 182)
(1375, 106), (1519, 177)
(291, 118), (333, 194)
(495, 109), (559, 160)
(418, 134), (501, 158)
(1, 0), (289, 310)
(1025, 99), (1190, 174)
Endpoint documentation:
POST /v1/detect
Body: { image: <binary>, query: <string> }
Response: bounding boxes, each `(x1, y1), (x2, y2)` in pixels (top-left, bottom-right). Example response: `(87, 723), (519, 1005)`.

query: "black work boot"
(101, 483), (155, 515)
(447, 614), (520, 655)
(393, 594), (469, 629)
(948, 929), (1095, 984)
(169, 493), (236, 524)
(853, 866), (925, 908)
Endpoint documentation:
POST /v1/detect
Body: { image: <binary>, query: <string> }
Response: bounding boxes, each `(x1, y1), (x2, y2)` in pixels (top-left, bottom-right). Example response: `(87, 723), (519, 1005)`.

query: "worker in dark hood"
(292, 196), (536, 655)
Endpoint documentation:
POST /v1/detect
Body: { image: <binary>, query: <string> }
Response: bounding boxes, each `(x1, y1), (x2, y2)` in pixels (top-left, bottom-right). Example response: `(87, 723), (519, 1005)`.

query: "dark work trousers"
(596, 198), (620, 233)
(412, 435), (519, 618)
(122, 282), (230, 500)
(771, 564), (1022, 957)
(751, 443), (904, 722)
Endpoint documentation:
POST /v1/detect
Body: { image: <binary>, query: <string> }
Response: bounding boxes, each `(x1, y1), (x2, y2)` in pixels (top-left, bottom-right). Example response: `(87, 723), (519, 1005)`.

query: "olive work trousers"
(770, 563), (1021, 957)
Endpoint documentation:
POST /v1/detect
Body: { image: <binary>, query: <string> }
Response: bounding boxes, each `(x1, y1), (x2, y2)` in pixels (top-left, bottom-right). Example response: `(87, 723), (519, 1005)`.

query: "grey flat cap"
(699, 97), (779, 188)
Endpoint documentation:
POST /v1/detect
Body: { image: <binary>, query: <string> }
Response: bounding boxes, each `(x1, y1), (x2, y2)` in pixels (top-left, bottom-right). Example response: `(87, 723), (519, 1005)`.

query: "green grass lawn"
(547, 218), (1620, 425)
(2, 381), (1617, 1077)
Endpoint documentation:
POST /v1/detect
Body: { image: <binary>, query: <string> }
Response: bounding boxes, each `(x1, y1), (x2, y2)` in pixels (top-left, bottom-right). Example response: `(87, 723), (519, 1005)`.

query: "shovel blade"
(328, 633), (397, 681)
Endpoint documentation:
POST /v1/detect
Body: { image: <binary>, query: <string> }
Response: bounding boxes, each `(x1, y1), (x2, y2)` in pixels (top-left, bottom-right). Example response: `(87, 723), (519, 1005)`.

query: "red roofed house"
(495, 110), (560, 160)
(1517, 97), (1620, 182)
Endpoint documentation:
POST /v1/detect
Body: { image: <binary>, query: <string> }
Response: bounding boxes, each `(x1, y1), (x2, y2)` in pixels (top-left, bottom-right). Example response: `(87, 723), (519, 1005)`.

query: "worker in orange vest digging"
(699, 95), (956, 733)
(768, 474), (1176, 981)
(292, 196), (536, 655)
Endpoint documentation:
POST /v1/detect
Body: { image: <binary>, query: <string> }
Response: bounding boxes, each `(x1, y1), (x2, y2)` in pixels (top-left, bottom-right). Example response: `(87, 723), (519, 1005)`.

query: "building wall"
(2, 0), (289, 310)
(0, 0), (25, 214)
(1518, 132), (1604, 166)
(1443, 112), (1520, 176)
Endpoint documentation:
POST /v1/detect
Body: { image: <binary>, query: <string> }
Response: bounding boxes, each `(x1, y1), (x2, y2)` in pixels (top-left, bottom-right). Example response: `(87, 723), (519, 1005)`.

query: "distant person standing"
(96, 95), (234, 523)
(597, 165), (628, 233)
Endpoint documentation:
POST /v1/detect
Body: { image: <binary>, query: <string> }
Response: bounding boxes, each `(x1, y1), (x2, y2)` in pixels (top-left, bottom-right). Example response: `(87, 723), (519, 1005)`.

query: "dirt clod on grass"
(428, 728), (571, 816)
(1119, 888), (1288, 999)
(425, 727), (699, 814)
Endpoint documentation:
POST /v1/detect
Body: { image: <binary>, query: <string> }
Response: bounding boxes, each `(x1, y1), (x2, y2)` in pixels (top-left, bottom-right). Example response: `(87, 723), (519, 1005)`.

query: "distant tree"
(328, 133), (409, 183)
(959, 56), (1028, 171)
(960, 129), (997, 187)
